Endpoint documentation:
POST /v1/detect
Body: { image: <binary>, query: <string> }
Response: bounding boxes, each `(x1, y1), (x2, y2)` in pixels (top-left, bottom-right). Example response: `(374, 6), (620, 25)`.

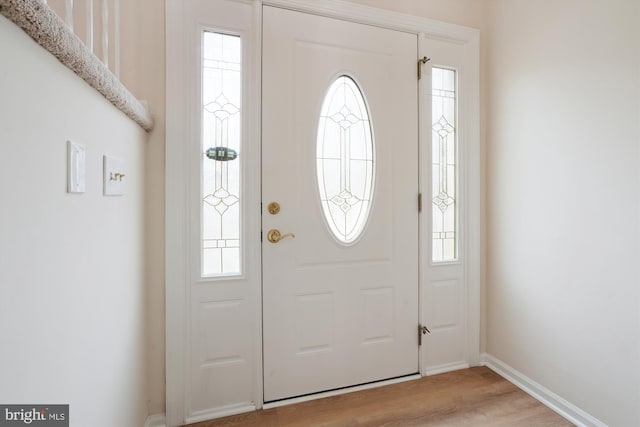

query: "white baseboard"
(424, 361), (470, 376)
(143, 413), (166, 427)
(186, 404), (256, 425)
(480, 353), (607, 427)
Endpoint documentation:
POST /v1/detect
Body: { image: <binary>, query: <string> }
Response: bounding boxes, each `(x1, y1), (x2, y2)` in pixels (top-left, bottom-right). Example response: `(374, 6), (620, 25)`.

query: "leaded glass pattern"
(316, 76), (374, 244)
(432, 67), (457, 262)
(201, 32), (241, 276)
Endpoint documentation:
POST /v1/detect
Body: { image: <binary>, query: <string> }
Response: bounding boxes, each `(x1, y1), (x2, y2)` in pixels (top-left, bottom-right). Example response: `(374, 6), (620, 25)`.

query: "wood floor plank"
(187, 367), (574, 427)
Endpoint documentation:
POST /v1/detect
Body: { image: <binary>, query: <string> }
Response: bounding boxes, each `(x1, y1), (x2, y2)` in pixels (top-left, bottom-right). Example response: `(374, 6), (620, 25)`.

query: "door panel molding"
(166, 1), (480, 425)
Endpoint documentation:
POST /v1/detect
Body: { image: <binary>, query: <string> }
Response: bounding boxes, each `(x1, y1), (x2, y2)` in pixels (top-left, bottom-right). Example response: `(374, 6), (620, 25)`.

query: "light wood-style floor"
(187, 367), (573, 426)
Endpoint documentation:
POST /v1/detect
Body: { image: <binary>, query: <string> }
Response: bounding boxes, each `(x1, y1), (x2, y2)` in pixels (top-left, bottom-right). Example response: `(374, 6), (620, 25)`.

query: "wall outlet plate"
(103, 155), (125, 196)
(67, 140), (86, 193)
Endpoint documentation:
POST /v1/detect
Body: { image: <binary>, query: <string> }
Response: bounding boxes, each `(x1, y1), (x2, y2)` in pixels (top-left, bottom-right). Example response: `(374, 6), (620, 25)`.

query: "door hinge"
(260, 230), (263, 242)
(417, 56), (431, 80)
(418, 324), (430, 346)
(418, 193), (423, 212)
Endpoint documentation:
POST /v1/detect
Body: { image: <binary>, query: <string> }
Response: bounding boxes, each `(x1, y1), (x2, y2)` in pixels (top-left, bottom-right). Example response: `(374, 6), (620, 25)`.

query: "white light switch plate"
(103, 155), (125, 196)
(67, 140), (86, 193)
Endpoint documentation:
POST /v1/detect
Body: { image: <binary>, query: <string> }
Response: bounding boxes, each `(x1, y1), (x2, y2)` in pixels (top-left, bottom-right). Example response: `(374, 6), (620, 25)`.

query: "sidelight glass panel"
(201, 31), (241, 276)
(432, 67), (457, 262)
(316, 76), (375, 244)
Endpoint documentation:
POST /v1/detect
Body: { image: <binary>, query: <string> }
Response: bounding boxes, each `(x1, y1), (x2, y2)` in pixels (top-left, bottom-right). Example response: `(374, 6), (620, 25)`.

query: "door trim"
(165, 1), (480, 425)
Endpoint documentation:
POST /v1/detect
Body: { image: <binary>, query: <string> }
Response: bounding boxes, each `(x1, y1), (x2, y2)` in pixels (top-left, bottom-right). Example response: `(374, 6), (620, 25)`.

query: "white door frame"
(166, 1), (480, 425)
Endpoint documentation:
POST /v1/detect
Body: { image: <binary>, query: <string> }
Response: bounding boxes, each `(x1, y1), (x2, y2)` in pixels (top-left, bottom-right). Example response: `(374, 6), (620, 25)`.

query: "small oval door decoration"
(206, 146), (238, 162)
(316, 75), (375, 244)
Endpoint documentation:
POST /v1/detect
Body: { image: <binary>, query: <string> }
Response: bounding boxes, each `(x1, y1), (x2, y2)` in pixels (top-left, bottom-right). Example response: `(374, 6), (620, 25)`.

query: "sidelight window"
(201, 31), (242, 276)
(432, 67), (457, 262)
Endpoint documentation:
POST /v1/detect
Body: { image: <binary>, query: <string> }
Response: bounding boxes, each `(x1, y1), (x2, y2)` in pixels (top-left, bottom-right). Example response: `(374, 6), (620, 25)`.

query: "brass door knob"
(267, 229), (295, 243)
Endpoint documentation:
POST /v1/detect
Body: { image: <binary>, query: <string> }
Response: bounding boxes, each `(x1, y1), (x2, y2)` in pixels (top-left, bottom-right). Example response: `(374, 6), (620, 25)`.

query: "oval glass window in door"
(316, 76), (375, 244)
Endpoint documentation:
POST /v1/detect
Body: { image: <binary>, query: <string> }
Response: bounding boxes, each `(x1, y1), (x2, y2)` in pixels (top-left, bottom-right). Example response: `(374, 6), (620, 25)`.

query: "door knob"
(267, 229), (295, 243)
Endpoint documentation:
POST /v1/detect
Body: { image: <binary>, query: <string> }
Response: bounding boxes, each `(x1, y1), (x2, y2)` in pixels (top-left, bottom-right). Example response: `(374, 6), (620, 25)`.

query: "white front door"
(262, 6), (420, 402)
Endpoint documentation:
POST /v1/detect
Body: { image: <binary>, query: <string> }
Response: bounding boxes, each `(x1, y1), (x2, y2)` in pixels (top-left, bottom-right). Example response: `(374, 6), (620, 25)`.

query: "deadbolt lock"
(267, 202), (281, 215)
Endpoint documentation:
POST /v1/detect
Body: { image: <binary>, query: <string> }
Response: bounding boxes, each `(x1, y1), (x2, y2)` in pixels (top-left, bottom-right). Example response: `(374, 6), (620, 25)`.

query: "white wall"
(485, 1), (640, 425)
(0, 15), (148, 427)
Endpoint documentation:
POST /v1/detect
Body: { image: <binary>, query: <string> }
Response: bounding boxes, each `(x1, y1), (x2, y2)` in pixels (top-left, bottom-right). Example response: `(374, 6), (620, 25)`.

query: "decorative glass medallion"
(316, 76), (374, 244)
(432, 67), (457, 262)
(201, 31), (241, 276)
